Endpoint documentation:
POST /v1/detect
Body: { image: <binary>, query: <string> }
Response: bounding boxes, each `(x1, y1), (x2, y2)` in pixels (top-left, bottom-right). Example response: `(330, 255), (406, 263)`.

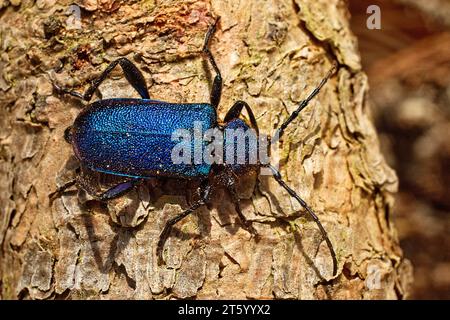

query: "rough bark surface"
(0, 0), (412, 299)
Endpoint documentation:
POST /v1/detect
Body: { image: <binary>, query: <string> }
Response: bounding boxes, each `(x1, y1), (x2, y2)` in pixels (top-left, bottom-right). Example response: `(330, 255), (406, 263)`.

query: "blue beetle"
(52, 19), (338, 275)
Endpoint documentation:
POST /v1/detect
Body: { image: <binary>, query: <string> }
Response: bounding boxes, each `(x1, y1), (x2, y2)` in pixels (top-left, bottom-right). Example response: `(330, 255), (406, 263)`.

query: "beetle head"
(222, 118), (259, 174)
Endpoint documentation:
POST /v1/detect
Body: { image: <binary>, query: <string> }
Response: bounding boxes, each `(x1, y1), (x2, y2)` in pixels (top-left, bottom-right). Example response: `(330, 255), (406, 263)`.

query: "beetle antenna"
(266, 164), (338, 276)
(272, 63), (338, 145)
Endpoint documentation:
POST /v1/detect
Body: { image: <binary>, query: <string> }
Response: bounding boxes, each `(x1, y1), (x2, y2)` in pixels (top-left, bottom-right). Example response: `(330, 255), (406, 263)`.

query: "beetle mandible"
(51, 18), (338, 275)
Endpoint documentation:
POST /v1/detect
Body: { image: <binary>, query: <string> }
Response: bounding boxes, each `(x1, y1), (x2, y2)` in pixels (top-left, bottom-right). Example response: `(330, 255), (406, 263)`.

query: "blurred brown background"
(348, 0), (450, 299)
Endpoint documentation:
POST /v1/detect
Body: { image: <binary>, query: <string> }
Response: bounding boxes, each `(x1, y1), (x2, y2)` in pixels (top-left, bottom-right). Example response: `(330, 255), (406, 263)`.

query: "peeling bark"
(0, 0), (412, 299)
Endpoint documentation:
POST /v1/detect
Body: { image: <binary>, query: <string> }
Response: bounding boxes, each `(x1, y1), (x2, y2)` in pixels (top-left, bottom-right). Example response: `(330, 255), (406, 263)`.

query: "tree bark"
(0, 0), (413, 299)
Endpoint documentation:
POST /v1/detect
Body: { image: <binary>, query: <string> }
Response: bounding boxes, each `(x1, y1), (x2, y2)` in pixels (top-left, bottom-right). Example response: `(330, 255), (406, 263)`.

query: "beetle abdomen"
(71, 99), (216, 179)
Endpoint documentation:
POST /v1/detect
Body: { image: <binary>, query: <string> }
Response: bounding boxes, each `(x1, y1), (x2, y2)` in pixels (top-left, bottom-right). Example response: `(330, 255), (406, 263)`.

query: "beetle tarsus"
(48, 179), (77, 205)
(51, 79), (85, 100)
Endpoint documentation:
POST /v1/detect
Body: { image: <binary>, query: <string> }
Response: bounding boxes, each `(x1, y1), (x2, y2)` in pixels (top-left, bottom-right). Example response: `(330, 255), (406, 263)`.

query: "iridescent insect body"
(52, 19), (338, 275)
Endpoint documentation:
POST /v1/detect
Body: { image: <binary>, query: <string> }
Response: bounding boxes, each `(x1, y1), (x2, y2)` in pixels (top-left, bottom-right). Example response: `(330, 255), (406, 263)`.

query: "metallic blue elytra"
(70, 98), (217, 179)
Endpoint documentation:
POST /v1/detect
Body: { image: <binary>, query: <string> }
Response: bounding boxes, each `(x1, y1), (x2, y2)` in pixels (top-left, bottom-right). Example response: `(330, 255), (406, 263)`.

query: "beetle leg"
(49, 170), (141, 203)
(203, 18), (222, 110)
(157, 182), (211, 264)
(53, 57), (150, 101)
(51, 82), (85, 100)
(49, 179), (77, 205)
(76, 171), (142, 201)
(96, 180), (142, 201)
(265, 164), (338, 276)
(224, 100), (259, 134)
(156, 200), (205, 264)
(227, 182), (258, 237)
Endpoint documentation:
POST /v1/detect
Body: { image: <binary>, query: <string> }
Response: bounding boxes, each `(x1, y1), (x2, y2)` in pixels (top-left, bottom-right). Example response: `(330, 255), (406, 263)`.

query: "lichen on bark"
(0, 0), (412, 299)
